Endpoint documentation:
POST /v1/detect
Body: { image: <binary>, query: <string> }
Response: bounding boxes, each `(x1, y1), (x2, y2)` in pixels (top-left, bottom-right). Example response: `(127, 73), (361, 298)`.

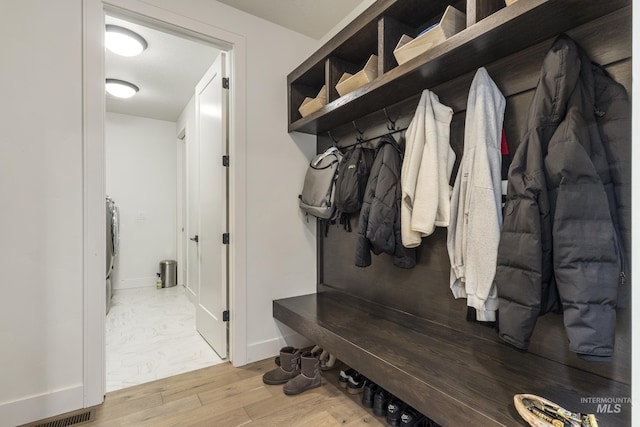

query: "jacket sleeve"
(495, 130), (552, 350)
(401, 91), (427, 248)
(412, 93), (454, 235)
(367, 148), (399, 257)
(594, 66), (631, 308)
(355, 176), (374, 268)
(546, 114), (619, 361)
(446, 158), (465, 292)
(355, 230), (372, 268)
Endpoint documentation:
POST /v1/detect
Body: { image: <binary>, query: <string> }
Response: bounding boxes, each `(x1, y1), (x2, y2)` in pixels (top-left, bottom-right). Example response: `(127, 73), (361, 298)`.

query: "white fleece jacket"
(401, 90), (454, 248)
(447, 68), (505, 322)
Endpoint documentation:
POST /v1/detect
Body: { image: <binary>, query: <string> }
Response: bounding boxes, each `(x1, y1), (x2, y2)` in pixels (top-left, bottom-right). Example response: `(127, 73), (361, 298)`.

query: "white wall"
(318, 0), (375, 45)
(106, 112), (177, 290)
(0, 0), (318, 425)
(0, 2), (84, 426)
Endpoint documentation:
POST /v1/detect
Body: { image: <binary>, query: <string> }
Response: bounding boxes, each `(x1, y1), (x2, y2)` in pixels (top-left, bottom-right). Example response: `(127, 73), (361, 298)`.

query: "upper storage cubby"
(287, 0), (630, 134)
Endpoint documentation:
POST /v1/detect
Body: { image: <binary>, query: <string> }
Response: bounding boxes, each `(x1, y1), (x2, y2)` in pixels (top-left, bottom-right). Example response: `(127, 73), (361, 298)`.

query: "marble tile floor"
(106, 285), (224, 392)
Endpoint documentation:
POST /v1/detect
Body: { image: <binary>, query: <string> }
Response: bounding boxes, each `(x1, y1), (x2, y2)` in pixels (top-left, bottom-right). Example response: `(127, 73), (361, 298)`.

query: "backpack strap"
(339, 212), (352, 232)
(312, 146), (341, 168)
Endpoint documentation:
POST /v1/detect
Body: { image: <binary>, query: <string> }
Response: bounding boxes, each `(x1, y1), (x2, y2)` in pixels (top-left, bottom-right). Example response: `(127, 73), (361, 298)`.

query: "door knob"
(190, 235), (199, 243)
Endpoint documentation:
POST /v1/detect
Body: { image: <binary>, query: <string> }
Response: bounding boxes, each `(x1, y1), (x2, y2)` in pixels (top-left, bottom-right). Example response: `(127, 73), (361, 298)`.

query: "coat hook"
(352, 120), (365, 144)
(352, 120), (364, 136)
(327, 130), (339, 145)
(383, 107), (397, 131)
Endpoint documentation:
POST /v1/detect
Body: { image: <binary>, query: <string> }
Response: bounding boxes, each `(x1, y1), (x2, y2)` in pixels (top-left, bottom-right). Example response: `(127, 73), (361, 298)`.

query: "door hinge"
(223, 310), (229, 322)
(222, 77), (229, 89)
(222, 155), (230, 167)
(222, 233), (230, 244)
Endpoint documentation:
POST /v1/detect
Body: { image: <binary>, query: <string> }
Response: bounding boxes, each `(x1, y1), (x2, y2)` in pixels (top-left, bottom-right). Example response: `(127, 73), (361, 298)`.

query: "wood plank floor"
(82, 358), (386, 427)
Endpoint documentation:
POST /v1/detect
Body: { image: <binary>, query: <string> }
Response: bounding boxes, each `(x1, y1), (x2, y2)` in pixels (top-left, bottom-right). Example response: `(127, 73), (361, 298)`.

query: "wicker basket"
(298, 85), (327, 117)
(335, 55), (378, 97)
(393, 6), (466, 66)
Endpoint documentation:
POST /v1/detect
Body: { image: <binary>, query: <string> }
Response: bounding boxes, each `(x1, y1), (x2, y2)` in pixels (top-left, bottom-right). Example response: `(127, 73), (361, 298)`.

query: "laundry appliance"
(106, 196), (119, 313)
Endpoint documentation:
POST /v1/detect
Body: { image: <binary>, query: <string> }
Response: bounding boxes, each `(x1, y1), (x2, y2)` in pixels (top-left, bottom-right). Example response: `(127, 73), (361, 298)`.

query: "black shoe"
(339, 368), (356, 389)
(400, 407), (425, 427)
(386, 399), (406, 427)
(347, 372), (367, 394)
(373, 389), (391, 417)
(425, 418), (441, 427)
(362, 381), (379, 408)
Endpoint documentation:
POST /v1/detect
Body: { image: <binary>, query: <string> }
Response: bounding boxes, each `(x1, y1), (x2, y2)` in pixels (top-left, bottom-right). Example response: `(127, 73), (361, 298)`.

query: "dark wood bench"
(273, 291), (631, 426)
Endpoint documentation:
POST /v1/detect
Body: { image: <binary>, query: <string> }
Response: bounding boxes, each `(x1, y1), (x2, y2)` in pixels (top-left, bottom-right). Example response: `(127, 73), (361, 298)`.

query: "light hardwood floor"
(34, 358), (387, 427)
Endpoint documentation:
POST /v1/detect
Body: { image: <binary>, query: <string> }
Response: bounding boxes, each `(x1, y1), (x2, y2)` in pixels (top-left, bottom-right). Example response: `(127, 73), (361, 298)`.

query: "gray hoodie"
(447, 67), (505, 322)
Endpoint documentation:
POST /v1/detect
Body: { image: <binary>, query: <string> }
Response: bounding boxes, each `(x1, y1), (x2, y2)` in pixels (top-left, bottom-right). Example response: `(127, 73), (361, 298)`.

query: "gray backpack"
(299, 146), (343, 220)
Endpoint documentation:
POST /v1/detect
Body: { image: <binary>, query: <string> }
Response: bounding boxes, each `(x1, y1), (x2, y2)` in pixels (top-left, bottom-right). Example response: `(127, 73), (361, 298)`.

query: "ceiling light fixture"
(105, 79), (139, 98)
(105, 25), (148, 57)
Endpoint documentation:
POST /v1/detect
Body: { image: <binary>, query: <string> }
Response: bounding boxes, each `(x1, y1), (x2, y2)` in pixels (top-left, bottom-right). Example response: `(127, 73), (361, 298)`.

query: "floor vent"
(31, 410), (94, 427)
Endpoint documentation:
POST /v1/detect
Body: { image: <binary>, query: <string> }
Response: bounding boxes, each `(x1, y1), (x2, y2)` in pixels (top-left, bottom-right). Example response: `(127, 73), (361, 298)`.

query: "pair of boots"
(316, 347), (338, 371)
(262, 347), (321, 395)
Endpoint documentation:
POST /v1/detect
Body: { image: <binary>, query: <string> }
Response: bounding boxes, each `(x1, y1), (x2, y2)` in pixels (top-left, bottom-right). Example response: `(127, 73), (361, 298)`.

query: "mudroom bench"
(273, 291), (630, 426)
(278, 0), (631, 425)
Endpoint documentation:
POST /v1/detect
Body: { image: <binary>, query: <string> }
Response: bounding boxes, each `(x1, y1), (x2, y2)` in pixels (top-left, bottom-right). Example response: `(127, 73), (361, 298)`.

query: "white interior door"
(195, 52), (228, 359)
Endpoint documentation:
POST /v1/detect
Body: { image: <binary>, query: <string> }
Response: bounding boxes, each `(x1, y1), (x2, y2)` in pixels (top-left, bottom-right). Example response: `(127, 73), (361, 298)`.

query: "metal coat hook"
(383, 107), (397, 131)
(327, 130), (339, 145)
(352, 120), (365, 143)
(352, 120), (364, 136)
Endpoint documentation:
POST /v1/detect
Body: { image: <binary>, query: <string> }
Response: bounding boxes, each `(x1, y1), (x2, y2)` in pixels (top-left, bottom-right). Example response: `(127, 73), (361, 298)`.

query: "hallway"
(106, 286), (223, 392)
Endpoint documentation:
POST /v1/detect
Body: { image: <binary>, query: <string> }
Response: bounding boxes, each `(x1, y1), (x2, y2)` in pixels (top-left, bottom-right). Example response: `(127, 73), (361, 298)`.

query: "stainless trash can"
(159, 260), (177, 288)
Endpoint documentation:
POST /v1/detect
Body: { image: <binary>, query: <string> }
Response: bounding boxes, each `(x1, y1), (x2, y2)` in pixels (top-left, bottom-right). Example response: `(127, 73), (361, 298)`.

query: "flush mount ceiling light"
(105, 24), (148, 57)
(105, 79), (139, 98)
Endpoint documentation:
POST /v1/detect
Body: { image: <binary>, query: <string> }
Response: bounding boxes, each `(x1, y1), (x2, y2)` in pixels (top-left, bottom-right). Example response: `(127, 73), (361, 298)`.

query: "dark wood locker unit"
(276, 1), (632, 426)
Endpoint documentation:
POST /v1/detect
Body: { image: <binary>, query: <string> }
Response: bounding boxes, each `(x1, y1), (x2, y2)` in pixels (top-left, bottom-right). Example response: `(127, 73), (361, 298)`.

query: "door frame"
(176, 131), (187, 289)
(82, 0), (248, 407)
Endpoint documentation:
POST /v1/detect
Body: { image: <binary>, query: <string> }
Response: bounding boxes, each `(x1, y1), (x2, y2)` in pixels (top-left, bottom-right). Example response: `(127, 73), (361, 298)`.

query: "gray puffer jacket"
(355, 135), (416, 269)
(495, 35), (630, 361)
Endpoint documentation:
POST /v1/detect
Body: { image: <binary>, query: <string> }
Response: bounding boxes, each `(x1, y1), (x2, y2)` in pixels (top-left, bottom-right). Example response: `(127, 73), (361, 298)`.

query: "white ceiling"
(105, 15), (220, 122)
(105, 1), (365, 122)
(217, 0), (365, 40)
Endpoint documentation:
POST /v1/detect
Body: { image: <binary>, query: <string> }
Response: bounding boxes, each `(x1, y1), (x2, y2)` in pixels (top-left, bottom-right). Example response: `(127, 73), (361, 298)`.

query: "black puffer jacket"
(355, 135), (416, 269)
(495, 35), (630, 361)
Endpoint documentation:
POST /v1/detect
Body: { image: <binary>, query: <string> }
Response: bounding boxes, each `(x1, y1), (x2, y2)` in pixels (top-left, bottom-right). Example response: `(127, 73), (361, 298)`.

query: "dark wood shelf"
(274, 291), (631, 427)
(287, 0), (629, 134)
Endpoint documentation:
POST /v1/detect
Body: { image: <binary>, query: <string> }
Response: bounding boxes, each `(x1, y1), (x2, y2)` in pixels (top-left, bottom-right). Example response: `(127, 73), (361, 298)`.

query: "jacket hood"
(527, 35), (582, 128)
(464, 67), (505, 152)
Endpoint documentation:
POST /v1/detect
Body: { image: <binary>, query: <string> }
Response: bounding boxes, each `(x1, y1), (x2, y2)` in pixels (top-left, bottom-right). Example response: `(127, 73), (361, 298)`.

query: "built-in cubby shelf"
(287, 0), (629, 134)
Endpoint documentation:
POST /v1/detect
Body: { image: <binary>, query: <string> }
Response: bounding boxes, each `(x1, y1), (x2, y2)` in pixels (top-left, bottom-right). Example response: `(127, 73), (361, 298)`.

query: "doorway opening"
(103, 13), (228, 392)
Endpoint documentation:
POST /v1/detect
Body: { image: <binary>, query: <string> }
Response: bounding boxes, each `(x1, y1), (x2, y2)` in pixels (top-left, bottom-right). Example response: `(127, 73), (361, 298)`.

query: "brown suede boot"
(282, 351), (321, 395)
(262, 347), (301, 385)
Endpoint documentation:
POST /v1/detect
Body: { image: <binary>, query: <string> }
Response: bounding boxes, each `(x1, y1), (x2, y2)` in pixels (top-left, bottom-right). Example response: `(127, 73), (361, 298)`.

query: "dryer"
(106, 196), (119, 313)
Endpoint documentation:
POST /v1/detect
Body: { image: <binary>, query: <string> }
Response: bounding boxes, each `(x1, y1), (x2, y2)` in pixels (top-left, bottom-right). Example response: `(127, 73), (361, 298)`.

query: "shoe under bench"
(273, 290), (630, 426)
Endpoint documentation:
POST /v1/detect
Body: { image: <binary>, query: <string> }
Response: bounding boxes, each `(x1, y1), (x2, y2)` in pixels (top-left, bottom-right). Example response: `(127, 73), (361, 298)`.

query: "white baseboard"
(0, 385), (84, 427)
(114, 276), (155, 290)
(185, 284), (197, 305)
(246, 330), (312, 365)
